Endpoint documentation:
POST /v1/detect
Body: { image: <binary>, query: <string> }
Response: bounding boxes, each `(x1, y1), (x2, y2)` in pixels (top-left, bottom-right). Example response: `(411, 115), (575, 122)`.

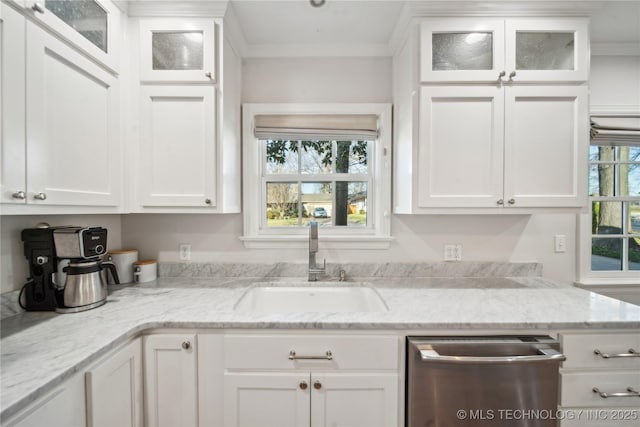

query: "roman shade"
(590, 116), (640, 146)
(254, 114), (379, 140)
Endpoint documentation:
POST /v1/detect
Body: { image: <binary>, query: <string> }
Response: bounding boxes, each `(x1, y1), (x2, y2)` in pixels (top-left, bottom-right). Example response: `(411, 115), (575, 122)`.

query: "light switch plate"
(554, 235), (566, 253)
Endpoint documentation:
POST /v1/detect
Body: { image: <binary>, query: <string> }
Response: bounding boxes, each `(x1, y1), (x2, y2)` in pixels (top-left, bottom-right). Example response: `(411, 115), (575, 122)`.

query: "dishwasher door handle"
(419, 347), (566, 363)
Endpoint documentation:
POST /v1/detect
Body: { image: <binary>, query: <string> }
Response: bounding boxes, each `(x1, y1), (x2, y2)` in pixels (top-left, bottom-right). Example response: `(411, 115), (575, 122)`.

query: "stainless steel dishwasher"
(406, 336), (566, 427)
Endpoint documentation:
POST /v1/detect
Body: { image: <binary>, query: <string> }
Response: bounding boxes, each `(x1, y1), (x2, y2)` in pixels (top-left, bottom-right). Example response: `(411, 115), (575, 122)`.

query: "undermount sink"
(234, 284), (388, 313)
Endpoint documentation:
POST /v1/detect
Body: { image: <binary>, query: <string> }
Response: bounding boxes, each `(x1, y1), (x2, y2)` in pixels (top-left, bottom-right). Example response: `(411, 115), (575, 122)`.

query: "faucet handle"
(309, 259), (326, 274)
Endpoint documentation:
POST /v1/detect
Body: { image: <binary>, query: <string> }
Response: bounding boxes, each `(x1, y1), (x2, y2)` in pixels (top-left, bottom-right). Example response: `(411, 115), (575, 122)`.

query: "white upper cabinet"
(139, 85), (217, 207)
(25, 20), (121, 207)
(421, 17), (589, 83)
(418, 84), (588, 209)
(418, 86), (505, 208)
(22, 0), (120, 73)
(1, 1), (121, 211)
(131, 14), (241, 213)
(139, 18), (216, 83)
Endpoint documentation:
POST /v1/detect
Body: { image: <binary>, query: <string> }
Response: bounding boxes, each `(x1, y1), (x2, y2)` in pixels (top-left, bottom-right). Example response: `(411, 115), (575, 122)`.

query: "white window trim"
(577, 107), (640, 286)
(240, 103), (393, 249)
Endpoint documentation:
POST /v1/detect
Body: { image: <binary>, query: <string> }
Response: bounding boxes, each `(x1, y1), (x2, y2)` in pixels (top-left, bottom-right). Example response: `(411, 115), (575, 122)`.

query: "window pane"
(589, 145), (600, 161)
(588, 165), (600, 196)
(432, 32), (493, 71)
(336, 141), (368, 174)
(594, 163), (615, 196)
(630, 238), (640, 271)
(152, 31), (204, 70)
(302, 182), (331, 226)
(344, 182), (368, 227)
(621, 163), (640, 196)
(516, 32), (574, 70)
(301, 142), (332, 174)
(266, 183), (299, 227)
(265, 140), (299, 174)
(631, 201), (640, 235)
(45, 0), (107, 52)
(591, 238), (622, 271)
(593, 202), (623, 234)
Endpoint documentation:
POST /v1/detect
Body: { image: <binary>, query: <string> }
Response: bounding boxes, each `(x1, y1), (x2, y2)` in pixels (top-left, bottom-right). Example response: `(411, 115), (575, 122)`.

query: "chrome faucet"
(308, 221), (326, 281)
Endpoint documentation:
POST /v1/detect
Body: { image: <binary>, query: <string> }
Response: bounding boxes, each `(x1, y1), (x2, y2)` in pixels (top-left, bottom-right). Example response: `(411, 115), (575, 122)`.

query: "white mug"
(108, 249), (138, 284)
(133, 259), (157, 283)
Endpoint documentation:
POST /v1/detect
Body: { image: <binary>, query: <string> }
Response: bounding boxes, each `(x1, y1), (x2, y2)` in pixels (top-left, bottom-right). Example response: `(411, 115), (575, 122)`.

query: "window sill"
(575, 278), (640, 286)
(239, 235), (394, 249)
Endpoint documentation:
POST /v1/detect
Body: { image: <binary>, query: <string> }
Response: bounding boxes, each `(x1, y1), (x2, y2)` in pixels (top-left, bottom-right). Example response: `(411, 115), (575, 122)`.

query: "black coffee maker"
(21, 226), (119, 313)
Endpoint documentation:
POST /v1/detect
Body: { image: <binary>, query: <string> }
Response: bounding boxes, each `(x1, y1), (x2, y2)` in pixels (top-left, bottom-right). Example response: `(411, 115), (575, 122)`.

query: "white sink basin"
(234, 285), (387, 313)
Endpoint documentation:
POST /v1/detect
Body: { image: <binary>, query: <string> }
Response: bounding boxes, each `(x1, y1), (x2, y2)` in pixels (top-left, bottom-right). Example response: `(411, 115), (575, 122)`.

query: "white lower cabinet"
(143, 334), (198, 427)
(224, 373), (311, 427)
(5, 338), (141, 427)
(223, 334), (400, 427)
(85, 338), (143, 427)
(558, 332), (640, 426)
(4, 371), (86, 427)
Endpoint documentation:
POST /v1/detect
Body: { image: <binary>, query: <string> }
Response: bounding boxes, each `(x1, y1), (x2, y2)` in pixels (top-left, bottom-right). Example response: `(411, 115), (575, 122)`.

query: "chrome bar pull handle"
(419, 346), (565, 363)
(33, 192), (47, 200)
(289, 350), (333, 361)
(592, 387), (640, 398)
(594, 348), (639, 358)
(12, 191), (26, 200)
(31, 2), (45, 13)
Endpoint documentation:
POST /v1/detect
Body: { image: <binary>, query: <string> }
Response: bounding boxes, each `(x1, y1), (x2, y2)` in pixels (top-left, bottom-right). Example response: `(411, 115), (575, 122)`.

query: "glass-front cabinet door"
(420, 18), (505, 82)
(505, 18), (589, 82)
(139, 18), (216, 83)
(420, 17), (588, 83)
(25, 0), (120, 72)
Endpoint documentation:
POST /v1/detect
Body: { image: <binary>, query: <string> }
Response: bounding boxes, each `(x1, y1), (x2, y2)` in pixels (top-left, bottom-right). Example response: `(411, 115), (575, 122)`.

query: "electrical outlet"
(554, 235), (566, 253)
(179, 244), (191, 261)
(444, 244), (462, 261)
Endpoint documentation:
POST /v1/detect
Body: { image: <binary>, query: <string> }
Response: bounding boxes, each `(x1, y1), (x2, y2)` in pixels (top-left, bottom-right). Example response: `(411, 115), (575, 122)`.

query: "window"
(579, 115), (640, 283)
(242, 104), (392, 249)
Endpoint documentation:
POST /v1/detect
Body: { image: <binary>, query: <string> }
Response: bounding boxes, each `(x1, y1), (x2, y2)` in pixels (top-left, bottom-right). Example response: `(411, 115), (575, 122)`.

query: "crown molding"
(222, 1), (248, 56)
(406, 1), (599, 17)
(126, 0), (229, 17)
(591, 43), (640, 56)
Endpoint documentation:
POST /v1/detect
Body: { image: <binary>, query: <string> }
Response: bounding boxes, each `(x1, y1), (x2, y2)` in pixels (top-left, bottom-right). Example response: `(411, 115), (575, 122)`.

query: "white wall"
(590, 55), (640, 107)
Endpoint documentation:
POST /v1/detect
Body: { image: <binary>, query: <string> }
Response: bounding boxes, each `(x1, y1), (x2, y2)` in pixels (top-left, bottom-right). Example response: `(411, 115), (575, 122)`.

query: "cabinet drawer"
(560, 333), (640, 369)
(560, 371), (640, 407)
(224, 335), (399, 370)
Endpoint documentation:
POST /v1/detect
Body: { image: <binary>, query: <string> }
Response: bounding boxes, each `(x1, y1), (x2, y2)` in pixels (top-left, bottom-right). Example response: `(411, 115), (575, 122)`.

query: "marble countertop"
(2, 275), (640, 422)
